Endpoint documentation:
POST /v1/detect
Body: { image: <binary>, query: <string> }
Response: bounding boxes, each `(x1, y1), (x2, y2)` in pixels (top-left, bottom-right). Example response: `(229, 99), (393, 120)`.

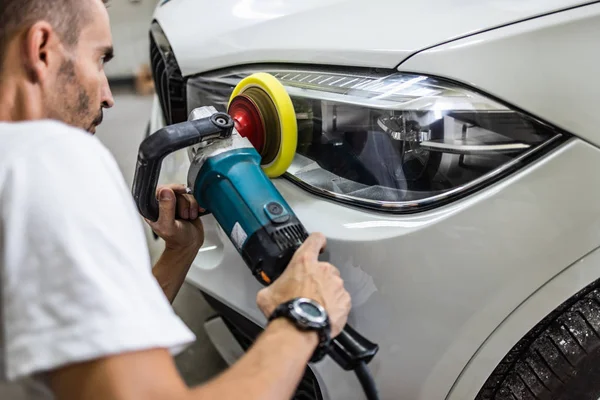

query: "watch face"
(293, 298), (327, 324)
(299, 301), (322, 317)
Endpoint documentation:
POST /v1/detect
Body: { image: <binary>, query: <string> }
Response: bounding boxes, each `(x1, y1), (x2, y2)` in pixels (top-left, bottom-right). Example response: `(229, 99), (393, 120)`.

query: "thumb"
(291, 232), (327, 264)
(157, 187), (176, 227)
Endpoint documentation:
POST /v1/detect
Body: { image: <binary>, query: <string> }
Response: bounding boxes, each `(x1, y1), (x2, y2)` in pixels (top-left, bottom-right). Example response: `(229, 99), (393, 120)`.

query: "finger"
(156, 183), (187, 198)
(295, 233), (327, 262)
(177, 193), (191, 219)
(319, 262), (340, 276)
(156, 187), (176, 229)
(184, 194), (199, 220)
(144, 217), (159, 228)
(171, 185), (192, 195)
(344, 291), (352, 308)
(333, 275), (345, 289)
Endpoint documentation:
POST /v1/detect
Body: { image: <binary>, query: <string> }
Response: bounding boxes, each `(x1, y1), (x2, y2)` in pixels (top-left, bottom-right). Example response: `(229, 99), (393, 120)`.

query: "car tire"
(477, 284), (600, 400)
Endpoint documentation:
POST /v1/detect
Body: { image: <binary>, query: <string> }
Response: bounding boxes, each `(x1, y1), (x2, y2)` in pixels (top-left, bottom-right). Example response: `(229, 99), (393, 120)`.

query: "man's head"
(0, 0), (114, 134)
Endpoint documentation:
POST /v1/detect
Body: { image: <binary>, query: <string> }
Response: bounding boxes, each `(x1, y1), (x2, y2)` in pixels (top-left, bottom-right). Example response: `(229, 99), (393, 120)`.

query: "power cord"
(354, 361), (380, 400)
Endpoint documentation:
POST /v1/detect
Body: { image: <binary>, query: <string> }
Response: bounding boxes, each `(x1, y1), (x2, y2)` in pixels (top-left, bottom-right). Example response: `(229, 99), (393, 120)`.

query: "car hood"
(154, 0), (592, 77)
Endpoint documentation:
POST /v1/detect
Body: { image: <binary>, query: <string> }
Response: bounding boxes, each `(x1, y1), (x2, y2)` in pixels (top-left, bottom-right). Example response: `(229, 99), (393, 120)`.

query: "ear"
(21, 21), (58, 83)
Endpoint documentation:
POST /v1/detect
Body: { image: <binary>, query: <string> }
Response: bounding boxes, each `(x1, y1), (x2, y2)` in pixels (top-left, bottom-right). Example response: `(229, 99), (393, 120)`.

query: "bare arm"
(48, 319), (317, 400)
(198, 319), (317, 400)
(47, 233), (350, 400)
(146, 184), (205, 303)
(152, 246), (197, 303)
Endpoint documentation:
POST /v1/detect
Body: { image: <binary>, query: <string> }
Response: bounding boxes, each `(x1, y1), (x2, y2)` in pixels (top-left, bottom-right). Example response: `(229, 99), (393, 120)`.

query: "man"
(0, 0), (351, 399)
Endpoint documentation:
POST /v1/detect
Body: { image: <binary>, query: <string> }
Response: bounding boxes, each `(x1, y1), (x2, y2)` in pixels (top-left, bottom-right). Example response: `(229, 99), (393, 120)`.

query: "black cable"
(354, 361), (380, 400)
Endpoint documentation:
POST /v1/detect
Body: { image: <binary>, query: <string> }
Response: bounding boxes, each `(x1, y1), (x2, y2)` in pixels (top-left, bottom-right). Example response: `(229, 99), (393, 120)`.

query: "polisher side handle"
(329, 325), (379, 370)
(132, 113), (234, 222)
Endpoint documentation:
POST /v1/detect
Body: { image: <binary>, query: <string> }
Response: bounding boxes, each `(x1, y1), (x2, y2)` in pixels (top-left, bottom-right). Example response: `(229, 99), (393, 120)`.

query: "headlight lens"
(187, 66), (566, 212)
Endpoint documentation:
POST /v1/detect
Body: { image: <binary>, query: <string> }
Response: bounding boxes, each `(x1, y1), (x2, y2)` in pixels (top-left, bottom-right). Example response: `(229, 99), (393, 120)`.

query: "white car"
(142, 1), (600, 399)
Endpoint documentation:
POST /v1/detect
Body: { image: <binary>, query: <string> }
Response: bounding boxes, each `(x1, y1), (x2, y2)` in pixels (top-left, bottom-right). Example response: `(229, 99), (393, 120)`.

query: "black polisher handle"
(132, 113), (234, 222)
(329, 324), (379, 370)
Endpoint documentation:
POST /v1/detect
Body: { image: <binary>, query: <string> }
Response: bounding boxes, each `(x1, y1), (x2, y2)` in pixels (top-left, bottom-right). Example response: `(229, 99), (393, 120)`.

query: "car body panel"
(153, 0), (594, 77)
(399, 2), (600, 148)
(154, 135), (600, 400)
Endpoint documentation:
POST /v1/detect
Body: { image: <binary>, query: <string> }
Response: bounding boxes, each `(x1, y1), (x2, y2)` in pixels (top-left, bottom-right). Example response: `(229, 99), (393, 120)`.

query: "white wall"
(105, 0), (159, 79)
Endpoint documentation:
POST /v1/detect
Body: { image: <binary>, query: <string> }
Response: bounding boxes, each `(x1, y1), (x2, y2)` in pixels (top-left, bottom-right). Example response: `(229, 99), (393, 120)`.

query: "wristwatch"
(268, 297), (332, 363)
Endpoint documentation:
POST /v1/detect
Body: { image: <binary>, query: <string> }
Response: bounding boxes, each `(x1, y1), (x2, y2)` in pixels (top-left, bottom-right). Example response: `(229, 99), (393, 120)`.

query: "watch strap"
(269, 300), (332, 363)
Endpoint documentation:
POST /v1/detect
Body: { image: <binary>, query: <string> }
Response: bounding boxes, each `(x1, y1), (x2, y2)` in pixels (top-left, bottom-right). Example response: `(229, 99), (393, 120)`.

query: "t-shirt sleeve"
(1, 124), (195, 381)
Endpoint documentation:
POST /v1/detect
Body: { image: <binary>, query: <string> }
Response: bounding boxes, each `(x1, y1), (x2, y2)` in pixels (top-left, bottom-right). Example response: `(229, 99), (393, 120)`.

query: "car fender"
(447, 245), (600, 399)
(398, 1), (600, 148)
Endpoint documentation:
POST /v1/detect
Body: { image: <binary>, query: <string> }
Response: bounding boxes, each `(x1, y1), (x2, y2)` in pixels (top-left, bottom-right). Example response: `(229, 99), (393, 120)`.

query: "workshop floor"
(95, 86), (229, 387)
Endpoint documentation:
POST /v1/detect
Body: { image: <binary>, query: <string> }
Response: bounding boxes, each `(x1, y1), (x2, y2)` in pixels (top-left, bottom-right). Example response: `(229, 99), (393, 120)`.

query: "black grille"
(271, 223), (309, 252)
(149, 22), (187, 125)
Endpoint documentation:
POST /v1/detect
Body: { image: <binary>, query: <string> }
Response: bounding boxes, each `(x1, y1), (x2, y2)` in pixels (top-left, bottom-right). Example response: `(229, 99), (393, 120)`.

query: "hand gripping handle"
(132, 113), (234, 222)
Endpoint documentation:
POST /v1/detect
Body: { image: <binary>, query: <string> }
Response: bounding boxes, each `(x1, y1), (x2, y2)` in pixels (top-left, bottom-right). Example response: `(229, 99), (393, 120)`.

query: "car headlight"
(186, 66), (567, 213)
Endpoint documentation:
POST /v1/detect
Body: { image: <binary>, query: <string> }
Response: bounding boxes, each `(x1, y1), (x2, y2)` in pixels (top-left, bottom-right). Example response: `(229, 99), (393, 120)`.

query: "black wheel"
(477, 284), (600, 400)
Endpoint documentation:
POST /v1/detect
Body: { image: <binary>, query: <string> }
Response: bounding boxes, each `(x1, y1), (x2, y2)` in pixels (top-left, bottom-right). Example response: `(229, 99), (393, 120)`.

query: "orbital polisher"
(132, 73), (379, 399)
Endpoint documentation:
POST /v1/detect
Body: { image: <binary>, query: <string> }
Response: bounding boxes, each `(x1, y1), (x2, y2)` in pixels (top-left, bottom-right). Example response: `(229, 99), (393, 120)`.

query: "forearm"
(188, 318), (318, 400)
(49, 319), (319, 400)
(152, 246), (198, 303)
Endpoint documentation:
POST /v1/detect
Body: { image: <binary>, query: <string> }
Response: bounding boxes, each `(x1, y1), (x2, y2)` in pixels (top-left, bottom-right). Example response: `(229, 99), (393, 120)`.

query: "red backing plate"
(228, 95), (266, 153)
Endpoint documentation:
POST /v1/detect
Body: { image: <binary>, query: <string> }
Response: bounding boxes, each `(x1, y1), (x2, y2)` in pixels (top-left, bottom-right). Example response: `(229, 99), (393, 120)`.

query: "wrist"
(269, 318), (319, 349)
(163, 241), (201, 255)
(267, 298), (332, 363)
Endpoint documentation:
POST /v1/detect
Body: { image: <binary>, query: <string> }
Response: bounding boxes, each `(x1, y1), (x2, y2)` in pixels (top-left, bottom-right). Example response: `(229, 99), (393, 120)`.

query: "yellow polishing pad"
(228, 73), (297, 178)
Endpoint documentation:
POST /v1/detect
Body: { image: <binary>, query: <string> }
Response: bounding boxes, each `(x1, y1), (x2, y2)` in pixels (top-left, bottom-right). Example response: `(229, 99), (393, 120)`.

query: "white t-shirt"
(0, 120), (196, 399)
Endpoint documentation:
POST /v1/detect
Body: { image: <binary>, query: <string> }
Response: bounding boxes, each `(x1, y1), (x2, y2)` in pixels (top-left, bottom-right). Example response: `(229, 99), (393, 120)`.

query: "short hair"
(0, 0), (109, 72)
